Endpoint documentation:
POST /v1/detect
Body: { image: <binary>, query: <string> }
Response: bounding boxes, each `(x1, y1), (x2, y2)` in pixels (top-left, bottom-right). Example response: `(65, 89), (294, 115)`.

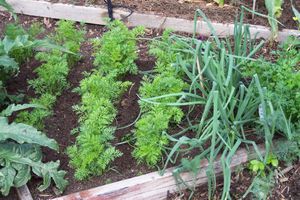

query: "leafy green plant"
(246, 154), (279, 200)
(136, 10), (293, 200)
(0, 20), (69, 196)
(0, 35), (36, 82)
(68, 20), (143, 180)
(275, 136), (300, 165)
(29, 51), (69, 96)
(133, 29), (189, 166)
(51, 20), (85, 64)
(244, 172), (275, 200)
(249, 160), (265, 174)
(0, 104), (67, 196)
(133, 105), (183, 165)
(17, 93), (56, 130)
(93, 20), (144, 77)
(265, 0), (283, 39)
(4, 22), (44, 63)
(0, 29), (70, 106)
(17, 20), (85, 129)
(138, 75), (187, 111)
(292, 3), (300, 29)
(214, 0), (224, 7)
(249, 155), (278, 175)
(242, 37), (300, 122)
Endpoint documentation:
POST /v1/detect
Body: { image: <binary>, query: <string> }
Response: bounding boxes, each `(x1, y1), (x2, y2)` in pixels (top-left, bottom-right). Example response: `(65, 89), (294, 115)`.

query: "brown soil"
(168, 163), (300, 200)
(42, 0), (299, 30)
(270, 163), (300, 200)
(1, 13), (158, 200)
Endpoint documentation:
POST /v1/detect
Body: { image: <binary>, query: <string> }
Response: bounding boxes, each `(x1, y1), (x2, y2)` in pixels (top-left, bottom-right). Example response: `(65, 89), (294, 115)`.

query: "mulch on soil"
(42, 0), (299, 30)
(168, 162), (300, 200)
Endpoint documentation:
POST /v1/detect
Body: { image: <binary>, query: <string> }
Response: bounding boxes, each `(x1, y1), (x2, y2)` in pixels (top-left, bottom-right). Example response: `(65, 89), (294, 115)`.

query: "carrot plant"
(242, 37), (300, 182)
(0, 15), (68, 194)
(133, 30), (188, 166)
(242, 37), (300, 123)
(68, 20), (144, 180)
(0, 23), (67, 105)
(93, 21), (143, 76)
(138, 10), (294, 199)
(17, 20), (85, 129)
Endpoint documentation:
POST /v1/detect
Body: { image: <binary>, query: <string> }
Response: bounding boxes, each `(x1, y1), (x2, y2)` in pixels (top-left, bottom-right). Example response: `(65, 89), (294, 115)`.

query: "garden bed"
(3, 0), (300, 42)
(40, 0), (299, 30)
(0, 13), (157, 199)
(1, 1), (300, 199)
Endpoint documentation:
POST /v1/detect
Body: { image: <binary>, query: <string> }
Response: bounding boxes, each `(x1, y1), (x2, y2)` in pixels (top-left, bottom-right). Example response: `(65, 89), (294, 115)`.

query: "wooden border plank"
(53, 145), (264, 200)
(2, 0), (299, 42)
(16, 185), (33, 200)
(4, 0), (127, 24)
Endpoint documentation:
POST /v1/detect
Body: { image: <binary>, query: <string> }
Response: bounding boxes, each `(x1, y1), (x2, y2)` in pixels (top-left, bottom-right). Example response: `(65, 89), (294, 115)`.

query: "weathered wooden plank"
(4, 0), (128, 24)
(53, 145), (264, 200)
(1, 0), (299, 41)
(16, 185), (33, 200)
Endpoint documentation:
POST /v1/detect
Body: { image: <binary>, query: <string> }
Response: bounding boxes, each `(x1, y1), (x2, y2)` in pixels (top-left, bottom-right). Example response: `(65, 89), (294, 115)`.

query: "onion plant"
(140, 9), (292, 199)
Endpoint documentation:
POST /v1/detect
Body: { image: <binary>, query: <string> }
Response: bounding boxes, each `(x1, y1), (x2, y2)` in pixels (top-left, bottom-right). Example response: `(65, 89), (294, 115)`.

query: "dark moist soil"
(1, 13), (159, 200)
(168, 162), (300, 200)
(43, 0), (299, 30)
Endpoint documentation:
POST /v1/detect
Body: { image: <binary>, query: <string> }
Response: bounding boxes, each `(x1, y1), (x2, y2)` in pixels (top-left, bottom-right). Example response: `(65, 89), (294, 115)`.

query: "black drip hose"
(105, 0), (114, 20)
(103, 0), (134, 21)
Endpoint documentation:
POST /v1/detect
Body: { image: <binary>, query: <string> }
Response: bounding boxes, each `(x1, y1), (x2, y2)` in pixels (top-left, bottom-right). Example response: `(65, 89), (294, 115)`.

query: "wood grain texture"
(16, 185), (33, 200)
(1, 0), (299, 41)
(53, 145), (264, 200)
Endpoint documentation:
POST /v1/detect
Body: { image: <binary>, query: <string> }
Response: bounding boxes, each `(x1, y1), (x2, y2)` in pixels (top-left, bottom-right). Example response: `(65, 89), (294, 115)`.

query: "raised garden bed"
(33, 0), (300, 30)
(2, 0), (300, 41)
(1, 1), (300, 200)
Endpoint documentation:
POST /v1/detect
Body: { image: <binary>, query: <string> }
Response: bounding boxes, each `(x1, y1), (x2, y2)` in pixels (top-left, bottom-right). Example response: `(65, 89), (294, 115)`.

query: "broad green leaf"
(34, 161), (68, 193)
(271, 159), (279, 167)
(0, 118), (58, 151)
(0, 103), (44, 117)
(2, 35), (30, 53)
(0, 145), (67, 195)
(2, 37), (16, 54)
(0, 142), (42, 162)
(12, 164), (31, 188)
(0, 166), (16, 196)
(0, 55), (18, 70)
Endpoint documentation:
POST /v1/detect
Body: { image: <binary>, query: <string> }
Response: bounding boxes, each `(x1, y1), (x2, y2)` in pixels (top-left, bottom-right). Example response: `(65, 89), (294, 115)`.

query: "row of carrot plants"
(17, 20), (85, 130)
(0, 19), (85, 195)
(133, 30), (188, 166)
(67, 21), (144, 180)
